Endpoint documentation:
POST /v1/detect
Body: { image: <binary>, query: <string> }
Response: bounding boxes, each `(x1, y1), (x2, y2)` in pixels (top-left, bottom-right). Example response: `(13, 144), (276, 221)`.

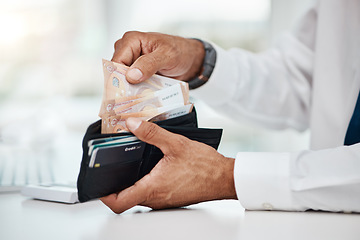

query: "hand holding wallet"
(77, 109), (223, 202)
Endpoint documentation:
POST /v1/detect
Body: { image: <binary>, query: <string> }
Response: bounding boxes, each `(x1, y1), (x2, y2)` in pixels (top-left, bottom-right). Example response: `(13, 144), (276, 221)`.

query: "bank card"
(88, 135), (139, 156)
(88, 141), (146, 168)
(88, 135), (135, 147)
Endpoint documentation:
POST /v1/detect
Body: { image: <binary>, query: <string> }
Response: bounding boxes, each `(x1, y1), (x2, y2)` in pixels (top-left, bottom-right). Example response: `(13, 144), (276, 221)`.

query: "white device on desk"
(0, 144), (78, 204)
(21, 183), (79, 204)
(0, 147), (55, 192)
(1, 154), (79, 203)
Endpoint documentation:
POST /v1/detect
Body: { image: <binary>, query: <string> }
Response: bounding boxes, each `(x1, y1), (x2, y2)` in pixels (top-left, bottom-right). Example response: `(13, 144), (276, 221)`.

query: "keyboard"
(0, 149), (55, 192)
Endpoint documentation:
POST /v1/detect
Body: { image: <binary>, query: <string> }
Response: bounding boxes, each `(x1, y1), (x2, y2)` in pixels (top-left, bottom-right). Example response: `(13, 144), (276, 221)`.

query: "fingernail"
(126, 117), (142, 132)
(127, 68), (143, 81)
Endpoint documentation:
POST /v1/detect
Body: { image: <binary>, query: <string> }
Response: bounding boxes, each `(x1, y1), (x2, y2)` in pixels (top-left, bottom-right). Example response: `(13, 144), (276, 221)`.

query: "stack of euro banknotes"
(99, 59), (193, 133)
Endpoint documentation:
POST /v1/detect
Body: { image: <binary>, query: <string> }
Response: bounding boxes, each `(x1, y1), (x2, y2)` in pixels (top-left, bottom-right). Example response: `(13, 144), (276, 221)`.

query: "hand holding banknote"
(99, 59), (193, 133)
(99, 31), (237, 214)
(112, 31), (205, 83)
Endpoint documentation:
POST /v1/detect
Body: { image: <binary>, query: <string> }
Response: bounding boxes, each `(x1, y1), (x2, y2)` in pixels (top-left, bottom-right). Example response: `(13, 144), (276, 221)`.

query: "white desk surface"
(1, 193), (360, 240)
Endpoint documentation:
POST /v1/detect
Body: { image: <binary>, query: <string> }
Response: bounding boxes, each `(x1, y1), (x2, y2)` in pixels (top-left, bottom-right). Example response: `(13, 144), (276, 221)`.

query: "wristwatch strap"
(188, 39), (217, 90)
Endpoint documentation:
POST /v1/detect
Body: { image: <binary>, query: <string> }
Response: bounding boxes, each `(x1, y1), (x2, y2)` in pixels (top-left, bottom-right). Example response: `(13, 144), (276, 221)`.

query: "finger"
(100, 179), (149, 214)
(125, 50), (170, 84)
(112, 40), (167, 84)
(111, 39), (141, 67)
(126, 117), (183, 155)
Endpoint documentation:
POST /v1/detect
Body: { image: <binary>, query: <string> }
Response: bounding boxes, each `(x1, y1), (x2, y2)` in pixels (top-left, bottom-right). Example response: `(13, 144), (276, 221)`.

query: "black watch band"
(188, 39), (217, 90)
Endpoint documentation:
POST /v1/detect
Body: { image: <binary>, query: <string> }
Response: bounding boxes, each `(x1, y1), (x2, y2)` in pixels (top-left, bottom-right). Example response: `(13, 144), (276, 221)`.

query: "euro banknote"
(104, 84), (185, 115)
(99, 60), (192, 133)
(101, 104), (193, 133)
(99, 59), (189, 117)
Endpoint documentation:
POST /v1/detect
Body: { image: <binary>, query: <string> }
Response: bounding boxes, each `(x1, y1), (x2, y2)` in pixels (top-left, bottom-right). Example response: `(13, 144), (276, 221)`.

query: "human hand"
(112, 31), (205, 83)
(100, 118), (237, 214)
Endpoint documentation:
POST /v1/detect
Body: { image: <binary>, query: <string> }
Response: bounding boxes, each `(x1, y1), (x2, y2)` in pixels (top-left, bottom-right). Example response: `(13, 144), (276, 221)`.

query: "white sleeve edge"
(234, 152), (306, 211)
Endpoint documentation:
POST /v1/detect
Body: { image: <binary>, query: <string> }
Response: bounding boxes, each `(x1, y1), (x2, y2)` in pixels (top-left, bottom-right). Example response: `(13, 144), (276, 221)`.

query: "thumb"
(125, 50), (166, 84)
(126, 117), (179, 155)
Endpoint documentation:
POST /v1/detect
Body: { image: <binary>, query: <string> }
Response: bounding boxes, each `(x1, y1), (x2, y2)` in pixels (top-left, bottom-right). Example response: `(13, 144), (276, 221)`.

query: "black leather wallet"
(77, 109), (223, 202)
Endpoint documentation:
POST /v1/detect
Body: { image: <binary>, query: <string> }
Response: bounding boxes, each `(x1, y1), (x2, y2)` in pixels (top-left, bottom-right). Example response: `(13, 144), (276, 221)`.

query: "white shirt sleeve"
(235, 144), (360, 212)
(192, 4), (317, 131)
(191, 3), (360, 212)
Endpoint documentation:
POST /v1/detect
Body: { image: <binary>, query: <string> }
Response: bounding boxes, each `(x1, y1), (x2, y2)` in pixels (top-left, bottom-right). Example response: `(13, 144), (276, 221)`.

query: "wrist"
(181, 38), (205, 81)
(222, 157), (237, 200)
(186, 39), (217, 90)
(209, 156), (237, 201)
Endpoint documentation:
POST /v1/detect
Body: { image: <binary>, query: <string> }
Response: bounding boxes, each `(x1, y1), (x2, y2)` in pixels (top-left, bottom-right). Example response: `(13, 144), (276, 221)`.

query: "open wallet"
(77, 109), (223, 202)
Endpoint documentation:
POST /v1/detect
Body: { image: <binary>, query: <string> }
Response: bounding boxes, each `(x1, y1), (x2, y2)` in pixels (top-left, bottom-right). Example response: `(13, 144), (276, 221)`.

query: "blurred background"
(0, 0), (314, 183)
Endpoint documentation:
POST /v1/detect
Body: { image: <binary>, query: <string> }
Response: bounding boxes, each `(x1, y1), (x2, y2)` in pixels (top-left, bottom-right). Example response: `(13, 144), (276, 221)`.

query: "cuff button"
(262, 203), (273, 210)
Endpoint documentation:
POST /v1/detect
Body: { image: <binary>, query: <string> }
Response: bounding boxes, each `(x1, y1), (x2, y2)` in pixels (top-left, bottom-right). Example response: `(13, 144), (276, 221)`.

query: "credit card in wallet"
(88, 135), (135, 147)
(88, 141), (146, 168)
(88, 136), (139, 156)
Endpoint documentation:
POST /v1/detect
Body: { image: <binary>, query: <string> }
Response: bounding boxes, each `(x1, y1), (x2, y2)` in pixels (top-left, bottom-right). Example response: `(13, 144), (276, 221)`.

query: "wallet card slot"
(162, 126), (223, 150)
(79, 159), (142, 202)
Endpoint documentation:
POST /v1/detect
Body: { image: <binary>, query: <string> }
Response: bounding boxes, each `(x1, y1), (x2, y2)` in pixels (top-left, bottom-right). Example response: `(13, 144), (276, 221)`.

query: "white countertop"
(1, 192), (360, 240)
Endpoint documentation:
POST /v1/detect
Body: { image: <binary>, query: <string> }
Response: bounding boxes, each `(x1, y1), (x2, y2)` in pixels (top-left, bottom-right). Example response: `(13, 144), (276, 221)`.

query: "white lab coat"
(192, 0), (360, 212)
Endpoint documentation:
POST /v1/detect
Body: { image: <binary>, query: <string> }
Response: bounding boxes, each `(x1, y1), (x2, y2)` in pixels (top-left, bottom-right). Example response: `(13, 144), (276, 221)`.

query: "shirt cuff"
(234, 152), (304, 211)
